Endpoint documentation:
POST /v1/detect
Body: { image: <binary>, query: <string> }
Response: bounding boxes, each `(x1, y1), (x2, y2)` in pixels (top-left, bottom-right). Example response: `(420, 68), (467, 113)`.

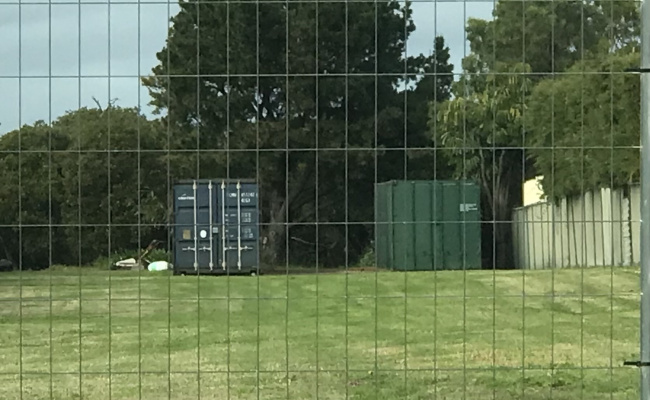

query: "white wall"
(512, 186), (639, 269)
(522, 176), (546, 206)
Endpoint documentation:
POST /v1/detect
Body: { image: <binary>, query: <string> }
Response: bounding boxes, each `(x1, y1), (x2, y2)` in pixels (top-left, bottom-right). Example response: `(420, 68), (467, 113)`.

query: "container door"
(236, 181), (259, 270)
(392, 181), (415, 270)
(432, 182), (444, 270)
(174, 180), (217, 271)
(440, 181), (480, 270)
(441, 181), (462, 270)
(413, 182), (434, 270)
(218, 181), (259, 271)
(460, 183), (481, 269)
(374, 183), (389, 269)
(203, 181), (218, 271)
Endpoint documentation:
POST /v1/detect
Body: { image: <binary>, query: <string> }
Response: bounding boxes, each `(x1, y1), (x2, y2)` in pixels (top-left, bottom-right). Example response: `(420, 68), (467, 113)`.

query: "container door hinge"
(623, 360), (650, 367)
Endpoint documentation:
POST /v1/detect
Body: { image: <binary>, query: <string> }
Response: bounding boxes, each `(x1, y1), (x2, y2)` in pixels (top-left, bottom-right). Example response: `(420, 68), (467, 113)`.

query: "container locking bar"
(208, 181), (214, 271)
(221, 181), (227, 270)
(192, 180), (198, 271)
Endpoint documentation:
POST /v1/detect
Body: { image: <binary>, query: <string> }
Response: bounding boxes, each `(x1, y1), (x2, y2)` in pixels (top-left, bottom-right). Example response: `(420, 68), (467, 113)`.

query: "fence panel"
(0, 0), (645, 398)
(513, 187), (640, 270)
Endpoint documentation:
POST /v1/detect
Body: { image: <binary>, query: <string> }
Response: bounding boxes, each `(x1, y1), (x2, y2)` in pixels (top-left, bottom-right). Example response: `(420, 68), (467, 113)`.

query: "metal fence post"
(640, 0), (650, 397)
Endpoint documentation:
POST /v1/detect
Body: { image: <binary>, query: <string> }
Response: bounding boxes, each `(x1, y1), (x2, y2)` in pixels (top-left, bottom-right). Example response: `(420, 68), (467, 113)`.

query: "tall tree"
(142, 1), (453, 267)
(525, 49), (641, 200)
(433, 61), (531, 269)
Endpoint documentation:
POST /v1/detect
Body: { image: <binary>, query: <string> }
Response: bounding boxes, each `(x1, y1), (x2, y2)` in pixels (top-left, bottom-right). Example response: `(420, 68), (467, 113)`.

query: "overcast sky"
(0, 1), (494, 136)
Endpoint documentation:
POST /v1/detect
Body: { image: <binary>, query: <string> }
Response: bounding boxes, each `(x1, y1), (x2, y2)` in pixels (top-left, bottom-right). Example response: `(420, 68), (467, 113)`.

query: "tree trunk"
(493, 183), (515, 269)
(260, 190), (287, 268)
(483, 150), (523, 270)
(493, 161), (523, 269)
(0, 232), (13, 262)
(259, 159), (316, 268)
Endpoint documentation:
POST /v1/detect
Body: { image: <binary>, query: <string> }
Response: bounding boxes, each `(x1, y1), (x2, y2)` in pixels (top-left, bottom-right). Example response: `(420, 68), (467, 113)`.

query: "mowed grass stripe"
(0, 267), (641, 399)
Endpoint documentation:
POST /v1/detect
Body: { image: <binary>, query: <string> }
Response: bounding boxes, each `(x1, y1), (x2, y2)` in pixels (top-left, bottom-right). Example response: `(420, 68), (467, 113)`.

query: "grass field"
(0, 266), (642, 399)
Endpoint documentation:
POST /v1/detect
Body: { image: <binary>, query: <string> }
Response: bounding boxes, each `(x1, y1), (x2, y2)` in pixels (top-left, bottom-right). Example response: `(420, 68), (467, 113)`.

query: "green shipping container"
(375, 180), (482, 271)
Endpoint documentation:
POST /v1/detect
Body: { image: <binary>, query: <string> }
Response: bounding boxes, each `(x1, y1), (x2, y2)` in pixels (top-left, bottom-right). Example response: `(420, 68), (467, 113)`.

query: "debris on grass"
(0, 258), (13, 272)
(111, 239), (166, 271)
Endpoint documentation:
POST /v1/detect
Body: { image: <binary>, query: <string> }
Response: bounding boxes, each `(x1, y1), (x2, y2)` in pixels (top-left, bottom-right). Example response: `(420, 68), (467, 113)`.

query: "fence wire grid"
(0, 0), (648, 398)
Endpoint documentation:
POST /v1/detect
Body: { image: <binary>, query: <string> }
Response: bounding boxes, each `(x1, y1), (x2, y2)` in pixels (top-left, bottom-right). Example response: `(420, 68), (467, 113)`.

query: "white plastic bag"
(147, 261), (171, 272)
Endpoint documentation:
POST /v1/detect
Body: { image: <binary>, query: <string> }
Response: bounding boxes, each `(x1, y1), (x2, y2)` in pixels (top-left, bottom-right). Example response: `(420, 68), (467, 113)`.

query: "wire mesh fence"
(0, 0), (647, 398)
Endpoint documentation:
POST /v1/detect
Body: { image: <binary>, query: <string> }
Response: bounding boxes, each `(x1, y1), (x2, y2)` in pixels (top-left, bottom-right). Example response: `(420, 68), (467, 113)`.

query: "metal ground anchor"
(624, 361), (650, 367)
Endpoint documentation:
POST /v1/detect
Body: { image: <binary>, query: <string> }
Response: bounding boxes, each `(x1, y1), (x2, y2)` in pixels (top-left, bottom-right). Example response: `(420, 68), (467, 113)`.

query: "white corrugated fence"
(512, 185), (640, 269)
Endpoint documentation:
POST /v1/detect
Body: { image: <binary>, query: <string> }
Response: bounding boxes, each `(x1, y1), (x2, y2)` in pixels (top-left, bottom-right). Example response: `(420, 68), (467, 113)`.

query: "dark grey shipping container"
(172, 179), (260, 275)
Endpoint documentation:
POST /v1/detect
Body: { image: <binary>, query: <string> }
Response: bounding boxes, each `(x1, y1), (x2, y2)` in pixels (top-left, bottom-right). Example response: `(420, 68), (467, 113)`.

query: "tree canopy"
(0, 107), (168, 269)
(525, 49), (641, 200)
(465, 0), (640, 74)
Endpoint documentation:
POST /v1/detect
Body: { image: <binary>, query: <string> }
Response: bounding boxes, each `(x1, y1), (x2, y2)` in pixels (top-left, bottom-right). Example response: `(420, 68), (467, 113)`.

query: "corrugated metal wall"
(375, 180), (482, 271)
(512, 185), (640, 269)
(172, 179), (260, 274)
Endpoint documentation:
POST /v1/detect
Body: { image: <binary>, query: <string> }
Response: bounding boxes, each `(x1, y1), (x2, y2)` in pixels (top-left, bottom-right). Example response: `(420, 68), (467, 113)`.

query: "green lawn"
(0, 267), (642, 399)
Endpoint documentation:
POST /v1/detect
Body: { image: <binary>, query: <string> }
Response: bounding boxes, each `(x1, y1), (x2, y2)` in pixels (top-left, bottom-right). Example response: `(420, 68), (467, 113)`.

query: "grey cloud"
(0, 2), (493, 135)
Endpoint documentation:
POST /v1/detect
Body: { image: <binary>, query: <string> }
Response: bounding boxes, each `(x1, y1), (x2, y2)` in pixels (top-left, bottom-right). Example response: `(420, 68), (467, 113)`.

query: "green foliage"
(465, 0), (640, 74)
(0, 122), (70, 268)
(0, 107), (168, 269)
(525, 50), (641, 200)
(436, 62), (531, 169)
(356, 244), (376, 268)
